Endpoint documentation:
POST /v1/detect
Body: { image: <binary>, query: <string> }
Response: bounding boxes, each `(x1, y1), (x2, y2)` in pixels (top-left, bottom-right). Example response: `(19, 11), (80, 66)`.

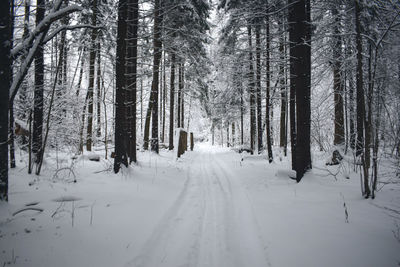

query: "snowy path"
(2, 144), (400, 267)
(127, 148), (271, 267)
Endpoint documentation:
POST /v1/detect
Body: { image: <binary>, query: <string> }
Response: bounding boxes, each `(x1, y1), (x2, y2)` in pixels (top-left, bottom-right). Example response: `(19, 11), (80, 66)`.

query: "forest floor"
(0, 143), (399, 267)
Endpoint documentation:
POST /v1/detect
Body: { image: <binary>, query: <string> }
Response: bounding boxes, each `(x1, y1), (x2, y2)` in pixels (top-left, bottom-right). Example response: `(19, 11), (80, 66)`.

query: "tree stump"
(177, 130), (187, 158)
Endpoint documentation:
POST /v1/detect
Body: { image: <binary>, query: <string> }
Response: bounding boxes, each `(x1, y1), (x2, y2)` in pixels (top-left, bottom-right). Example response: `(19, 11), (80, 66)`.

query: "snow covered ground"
(1, 143), (399, 267)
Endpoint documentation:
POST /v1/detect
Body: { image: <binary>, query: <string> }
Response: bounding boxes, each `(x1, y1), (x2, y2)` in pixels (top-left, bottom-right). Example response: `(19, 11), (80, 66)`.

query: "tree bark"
(355, 0), (369, 197)
(57, 0), (69, 110)
(143, 93), (152, 150)
(169, 52), (176, 150)
(75, 47), (86, 97)
(18, 0), (30, 120)
(255, 23), (263, 154)
(181, 64), (185, 128)
(9, 0), (15, 169)
(232, 122), (235, 147)
(144, 0), (163, 152)
(0, 0), (11, 201)
(86, 0), (98, 152)
(114, 0), (128, 173)
(289, 3), (296, 171)
(177, 62), (182, 128)
(240, 84), (244, 145)
(150, 0), (163, 153)
(365, 42), (373, 171)
(332, 6), (345, 149)
(32, 0), (45, 163)
(265, 15), (273, 163)
(289, 0), (312, 181)
(347, 42), (356, 150)
(279, 20), (287, 153)
(96, 41), (101, 138)
(247, 24), (256, 154)
(126, 0), (138, 163)
(162, 51), (166, 144)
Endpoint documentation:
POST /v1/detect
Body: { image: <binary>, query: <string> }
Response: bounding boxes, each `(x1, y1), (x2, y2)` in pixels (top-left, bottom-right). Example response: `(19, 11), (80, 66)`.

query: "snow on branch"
(43, 24), (104, 44)
(9, 31), (46, 104)
(11, 4), (83, 59)
(9, 1), (85, 104)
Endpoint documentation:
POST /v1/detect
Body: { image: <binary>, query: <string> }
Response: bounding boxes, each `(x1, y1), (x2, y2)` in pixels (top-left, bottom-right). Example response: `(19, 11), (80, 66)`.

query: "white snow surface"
(1, 143), (399, 267)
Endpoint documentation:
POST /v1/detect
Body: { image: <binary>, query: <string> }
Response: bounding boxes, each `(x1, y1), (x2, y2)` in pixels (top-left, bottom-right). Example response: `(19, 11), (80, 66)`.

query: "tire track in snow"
(210, 152), (272, 267)
(125, 153), (205, 267)
(125, 149), (271, 267)
(195, 151), (239, 267)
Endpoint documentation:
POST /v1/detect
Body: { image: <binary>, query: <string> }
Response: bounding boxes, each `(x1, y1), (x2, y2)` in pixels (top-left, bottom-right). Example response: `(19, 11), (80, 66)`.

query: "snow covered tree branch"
(9, 2), (84, 104)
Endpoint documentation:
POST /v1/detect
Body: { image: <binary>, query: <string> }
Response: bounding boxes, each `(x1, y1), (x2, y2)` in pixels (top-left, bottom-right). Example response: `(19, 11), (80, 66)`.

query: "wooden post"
(177, 129), (188, 158)
(190, 132), (194, 151)
(183, 131), (187, 151)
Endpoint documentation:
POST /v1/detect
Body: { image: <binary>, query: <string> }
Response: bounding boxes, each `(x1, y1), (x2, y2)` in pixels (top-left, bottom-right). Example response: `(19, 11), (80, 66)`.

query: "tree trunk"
(247, 24), (256, 154)
(143, 0), (164, 152)
(177, 63), (182, 128)
(169, 52), (176, 150)
(227, 124), (229, 147)
(365, 42), (373, 171)
(86, 0), (98, 152)
(57, 0), (69, 112)
(143, 88), (151, 150)
(190, 132), (194, 151)
(159, 53), (163, 137)
(265, 15), (273, 163)
(126, 0), (138, 163)
(79, 90), (89, 153)
(35, 49), (63, 176)
(114, 0), (128, 173)
(75, 47), (86, 97)
(32, 0), (45, 163)
(240, 85), (244, 145)
(347, 43), (356, 150)
(255, 23), (263, 154)
(9, 0), (15, 169)
(181, 64), (185, 128)
(18, 0), (30, 120)
(211, 122), (215, 145)
(288, 2), (296, 171)
(161, 51), (166, 143)
(355, 0), (369, 197)
(150, 0), (163, 153)
(289, 0), (312, 181)
(332, 6), (345, 154)
(371, 77), (382, 199)
(279, 20), (287, 153)
(232, 122), (235, 147)
(96, 41), (101, 138)
(9, 104), (15, 169)
(140, 78), (143, 132)
(0, 0), (11, 201)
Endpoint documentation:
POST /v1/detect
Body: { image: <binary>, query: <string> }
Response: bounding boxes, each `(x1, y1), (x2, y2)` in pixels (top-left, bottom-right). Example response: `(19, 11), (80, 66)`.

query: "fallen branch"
(12, 207), (44, 216)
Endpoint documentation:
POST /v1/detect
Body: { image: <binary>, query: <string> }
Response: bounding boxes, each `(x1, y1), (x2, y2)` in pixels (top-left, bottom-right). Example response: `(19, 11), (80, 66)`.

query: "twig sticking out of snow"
(12, 207), (44, 216)
(340, 193), (349, 223)
(90, 201), (96, 226)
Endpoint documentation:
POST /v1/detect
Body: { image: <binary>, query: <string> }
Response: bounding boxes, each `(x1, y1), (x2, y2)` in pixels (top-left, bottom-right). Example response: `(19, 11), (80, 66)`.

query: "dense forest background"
(0, 0), (399, 201)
